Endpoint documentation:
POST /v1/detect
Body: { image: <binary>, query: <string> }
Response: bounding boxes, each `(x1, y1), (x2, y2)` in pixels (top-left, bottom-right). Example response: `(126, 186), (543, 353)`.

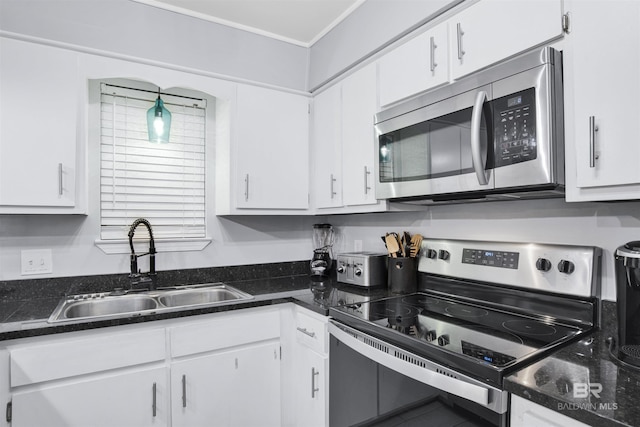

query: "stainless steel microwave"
(374, 47), (564, 204)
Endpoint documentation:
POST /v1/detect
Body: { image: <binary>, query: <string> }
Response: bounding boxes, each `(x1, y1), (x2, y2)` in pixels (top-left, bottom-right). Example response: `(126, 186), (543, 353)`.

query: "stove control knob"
(337, 264), (346, 274)
(437, 334), (450, 346)
(425, 330), (437, 342)
(438, 250), (450, 260)
(535, 258), (552, 272)
(558, 260), (575, 274)
(555, 377), (573, 395)
(354, 267), (362, 277)
(426, 249), (438, 259)
(534, 367), (551, 387)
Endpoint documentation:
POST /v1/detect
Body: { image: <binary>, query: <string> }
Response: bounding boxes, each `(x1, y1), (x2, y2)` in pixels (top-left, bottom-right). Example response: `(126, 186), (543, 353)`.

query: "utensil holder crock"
(388, 257), (418, 294)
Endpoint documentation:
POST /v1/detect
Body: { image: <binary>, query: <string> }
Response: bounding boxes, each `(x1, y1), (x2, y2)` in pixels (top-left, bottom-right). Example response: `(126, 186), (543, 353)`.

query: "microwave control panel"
(493, 87), (536, 167)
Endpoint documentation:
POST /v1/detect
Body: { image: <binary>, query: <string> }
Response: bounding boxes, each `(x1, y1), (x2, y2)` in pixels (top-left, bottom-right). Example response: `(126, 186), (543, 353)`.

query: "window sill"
(95, 238), (212, 254)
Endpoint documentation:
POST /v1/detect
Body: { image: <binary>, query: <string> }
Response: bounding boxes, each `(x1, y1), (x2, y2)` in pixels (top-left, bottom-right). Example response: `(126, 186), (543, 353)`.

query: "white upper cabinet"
(312, 63), (388, 213)
(341, 63), (381, 207)
(312, 83), (343, 209)
(0, 38), (83, 213)
(563, 0), (640, 201)
(377, 0), (563, 110)
(378, 21), (449, 107)
(450, 0), (564, 80)
(233, 84), (310, 211)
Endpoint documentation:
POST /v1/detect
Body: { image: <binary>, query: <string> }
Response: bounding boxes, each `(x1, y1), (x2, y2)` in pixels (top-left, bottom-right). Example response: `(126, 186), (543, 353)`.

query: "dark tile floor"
(363, 400), (494, 427)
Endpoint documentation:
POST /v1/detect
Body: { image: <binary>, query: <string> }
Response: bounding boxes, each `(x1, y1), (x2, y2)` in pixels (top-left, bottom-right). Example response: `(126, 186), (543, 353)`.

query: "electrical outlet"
(21, 249), (53, 275)
(354, 240), (363, 252)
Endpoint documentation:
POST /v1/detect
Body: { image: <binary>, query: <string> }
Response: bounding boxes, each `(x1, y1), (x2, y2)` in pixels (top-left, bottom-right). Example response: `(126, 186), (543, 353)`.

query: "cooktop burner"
(445, 304), (489, 318)
(503, 319), (558, 336)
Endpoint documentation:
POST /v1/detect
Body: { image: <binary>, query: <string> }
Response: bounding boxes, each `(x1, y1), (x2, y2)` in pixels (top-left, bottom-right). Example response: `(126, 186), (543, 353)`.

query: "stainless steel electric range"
(328, 239), (601, 427)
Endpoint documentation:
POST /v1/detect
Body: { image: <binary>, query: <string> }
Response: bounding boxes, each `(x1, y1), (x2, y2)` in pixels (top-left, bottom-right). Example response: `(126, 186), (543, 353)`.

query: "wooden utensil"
(385, 233), (400, 258)
(410, 234), (423, 258)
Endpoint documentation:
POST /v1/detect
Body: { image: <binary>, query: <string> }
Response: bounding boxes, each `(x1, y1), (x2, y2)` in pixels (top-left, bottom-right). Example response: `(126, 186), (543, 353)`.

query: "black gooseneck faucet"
(128, 218), (157, 290)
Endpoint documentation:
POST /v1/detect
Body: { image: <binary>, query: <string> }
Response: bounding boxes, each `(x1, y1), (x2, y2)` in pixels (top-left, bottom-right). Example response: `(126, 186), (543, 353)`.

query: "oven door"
(329, 321), (509, 427)
(374, 85), (494, 200)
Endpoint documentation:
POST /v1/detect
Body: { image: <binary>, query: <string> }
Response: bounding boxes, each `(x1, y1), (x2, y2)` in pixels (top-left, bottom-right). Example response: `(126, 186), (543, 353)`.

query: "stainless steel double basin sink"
(48, 283), (253, 323)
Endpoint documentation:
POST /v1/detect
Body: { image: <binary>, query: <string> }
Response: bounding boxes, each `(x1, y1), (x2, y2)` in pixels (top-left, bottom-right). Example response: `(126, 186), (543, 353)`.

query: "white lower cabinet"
(510, 395), (590, 427)
(293, 345), (328, 427)
(290, 306), (329, 427)
(4, 326), (168, 427)
(2, 306), (286, 427)
(171, 341), (281, 427)
(11, 367), (168, 427)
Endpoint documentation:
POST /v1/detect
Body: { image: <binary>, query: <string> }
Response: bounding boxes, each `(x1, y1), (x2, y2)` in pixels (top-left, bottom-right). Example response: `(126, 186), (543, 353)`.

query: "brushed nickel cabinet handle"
(58, 163), (63, 196)
(311, 367), (320, 398)
(182, 374), (187, 408)
(297, 326), (316, 338)
(589, 116), (599, 168)
(244, 174), (249, 201)
(456, 23), (465, 60)
(430, 36), (437, 72)
(152, 382), (157, 417)
(364, 166), (371, 194)
(330, 174), (337, 199)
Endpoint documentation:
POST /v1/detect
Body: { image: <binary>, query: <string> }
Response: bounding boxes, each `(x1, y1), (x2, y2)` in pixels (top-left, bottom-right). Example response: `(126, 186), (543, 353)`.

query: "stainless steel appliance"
(374, 47), (564, 204)
(329, 239), (600, 426)
(613, 242), (640, 368)
(310, 223), (334, 278)
(336, 252), (387, 287)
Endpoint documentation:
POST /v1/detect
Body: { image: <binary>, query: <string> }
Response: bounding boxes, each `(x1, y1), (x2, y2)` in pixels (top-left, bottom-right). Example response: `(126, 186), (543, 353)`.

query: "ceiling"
(132, 0), (365, 47)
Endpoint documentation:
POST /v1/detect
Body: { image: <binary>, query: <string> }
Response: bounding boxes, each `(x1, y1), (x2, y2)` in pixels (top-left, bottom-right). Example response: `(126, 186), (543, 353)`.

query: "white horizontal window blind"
(100, 83), (207, 240)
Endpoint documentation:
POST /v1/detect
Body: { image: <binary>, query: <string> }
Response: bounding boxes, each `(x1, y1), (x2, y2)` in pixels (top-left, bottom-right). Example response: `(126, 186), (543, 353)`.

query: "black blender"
(310, 224), (334, 279)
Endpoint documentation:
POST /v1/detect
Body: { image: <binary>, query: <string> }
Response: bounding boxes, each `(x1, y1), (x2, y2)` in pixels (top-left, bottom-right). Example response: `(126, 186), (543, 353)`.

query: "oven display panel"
(462, 248), (519, 269)
(461, 341), (516, 366)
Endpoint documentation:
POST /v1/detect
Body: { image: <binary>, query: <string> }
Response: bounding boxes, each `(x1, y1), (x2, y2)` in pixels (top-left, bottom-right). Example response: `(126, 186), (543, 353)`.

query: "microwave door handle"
(470, 90), (489, 185)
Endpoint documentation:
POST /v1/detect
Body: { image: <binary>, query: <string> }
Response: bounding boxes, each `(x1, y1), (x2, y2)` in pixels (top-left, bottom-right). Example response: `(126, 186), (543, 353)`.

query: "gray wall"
(0, 0), (308, 91)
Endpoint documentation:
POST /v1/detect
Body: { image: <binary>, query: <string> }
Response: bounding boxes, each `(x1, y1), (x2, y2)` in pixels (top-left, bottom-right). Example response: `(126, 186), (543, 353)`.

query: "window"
(99, 83), (208, 242)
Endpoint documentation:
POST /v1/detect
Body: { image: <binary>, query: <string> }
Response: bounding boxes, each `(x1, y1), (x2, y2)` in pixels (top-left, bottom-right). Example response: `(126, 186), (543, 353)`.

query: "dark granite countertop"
(0, 261), (392, 341)
(505, 300), (640, 427)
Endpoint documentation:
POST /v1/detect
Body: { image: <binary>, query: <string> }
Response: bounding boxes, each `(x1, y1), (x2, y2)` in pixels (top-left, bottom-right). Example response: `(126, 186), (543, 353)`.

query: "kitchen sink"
(158, 286), (252, 308)
(48, 283), (253, 323)
(62, 295), (159, 319)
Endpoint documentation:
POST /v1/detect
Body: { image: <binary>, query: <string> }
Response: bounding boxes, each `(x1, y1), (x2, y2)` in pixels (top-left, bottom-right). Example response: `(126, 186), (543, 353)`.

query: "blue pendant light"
(147, 88), (172, 143)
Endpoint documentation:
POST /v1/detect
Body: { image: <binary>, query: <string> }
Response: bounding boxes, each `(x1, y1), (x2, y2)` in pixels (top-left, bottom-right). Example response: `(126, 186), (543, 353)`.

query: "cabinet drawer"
(295, 308), (328, 354)
(9, 328), (166, 387)
(170, 307), (281, 358)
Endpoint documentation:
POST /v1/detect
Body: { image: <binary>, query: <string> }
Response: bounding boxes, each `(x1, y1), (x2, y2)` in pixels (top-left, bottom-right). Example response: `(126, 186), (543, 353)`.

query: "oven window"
(379, 106), (489, 183)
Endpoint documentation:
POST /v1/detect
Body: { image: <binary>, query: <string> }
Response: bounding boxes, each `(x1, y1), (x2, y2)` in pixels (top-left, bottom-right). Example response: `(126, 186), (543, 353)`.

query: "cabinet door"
(565, 0), (640, 200)
(11, 367), (168, 427)
(236, 85), (309, 209)
(450, 0), (563, 80)
(341, 63), (380, 207)
(293, 348), (328, 427)
(312, 84), (343, 208)
(511, 395), (590, 427)
(378, 21), (449, 107)
(0, 38), (78, 208)
(172, 341), (281, 427)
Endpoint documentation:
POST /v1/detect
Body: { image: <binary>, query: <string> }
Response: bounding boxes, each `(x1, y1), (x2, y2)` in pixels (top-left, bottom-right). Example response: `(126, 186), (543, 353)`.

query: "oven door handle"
(329, 323), (490, 407)
(470, 90), (489, 186)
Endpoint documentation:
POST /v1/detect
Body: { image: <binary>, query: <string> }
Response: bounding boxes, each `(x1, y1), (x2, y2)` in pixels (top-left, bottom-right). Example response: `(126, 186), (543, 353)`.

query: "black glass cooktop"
(330, 291), (591, 386)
